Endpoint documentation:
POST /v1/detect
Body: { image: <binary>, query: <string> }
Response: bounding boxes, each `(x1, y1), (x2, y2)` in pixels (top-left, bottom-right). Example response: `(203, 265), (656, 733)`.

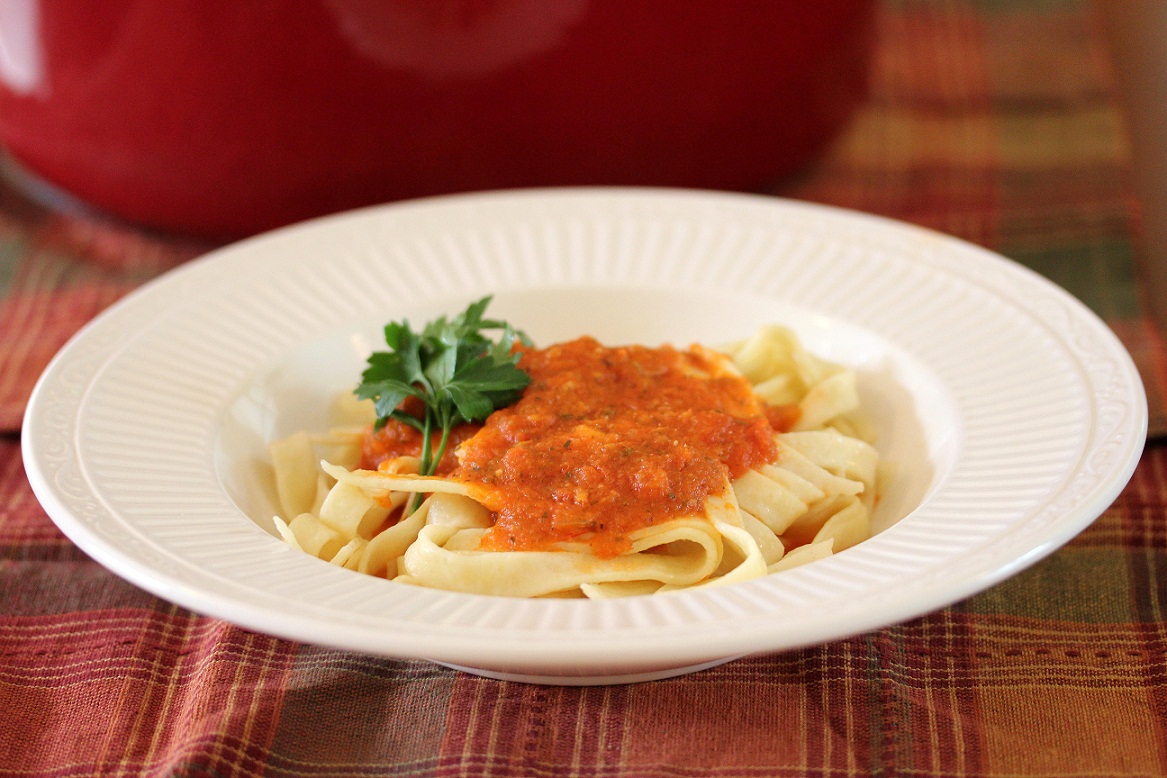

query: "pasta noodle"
(270, 325), (880, 598)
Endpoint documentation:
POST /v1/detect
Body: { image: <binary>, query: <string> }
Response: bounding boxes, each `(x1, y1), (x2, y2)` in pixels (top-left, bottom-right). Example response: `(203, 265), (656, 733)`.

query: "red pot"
(0, 1), (875, 238)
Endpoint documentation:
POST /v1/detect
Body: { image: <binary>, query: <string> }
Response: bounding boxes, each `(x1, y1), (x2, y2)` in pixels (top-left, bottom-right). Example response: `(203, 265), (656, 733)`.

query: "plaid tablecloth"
(4, 1), (1167, 776)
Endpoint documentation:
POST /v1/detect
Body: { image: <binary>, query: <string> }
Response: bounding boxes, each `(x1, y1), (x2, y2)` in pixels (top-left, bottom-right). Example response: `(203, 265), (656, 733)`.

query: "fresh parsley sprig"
(354, 296), (531, 482)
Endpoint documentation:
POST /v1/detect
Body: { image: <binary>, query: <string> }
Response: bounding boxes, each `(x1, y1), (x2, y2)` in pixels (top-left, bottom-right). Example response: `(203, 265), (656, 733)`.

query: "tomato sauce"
(451, 337), (780, 558)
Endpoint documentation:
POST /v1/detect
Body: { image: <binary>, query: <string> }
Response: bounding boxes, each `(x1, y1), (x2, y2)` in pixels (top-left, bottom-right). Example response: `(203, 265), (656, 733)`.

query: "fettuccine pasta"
(269, 325), (879, 598)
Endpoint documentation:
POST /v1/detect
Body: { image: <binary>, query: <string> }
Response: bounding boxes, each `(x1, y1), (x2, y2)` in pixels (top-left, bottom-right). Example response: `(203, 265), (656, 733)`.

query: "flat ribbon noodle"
(398, 515), (724, 597)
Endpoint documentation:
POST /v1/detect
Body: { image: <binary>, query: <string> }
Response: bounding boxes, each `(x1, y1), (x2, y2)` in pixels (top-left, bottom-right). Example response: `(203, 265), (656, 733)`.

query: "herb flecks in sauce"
(454, 337), (783, 558)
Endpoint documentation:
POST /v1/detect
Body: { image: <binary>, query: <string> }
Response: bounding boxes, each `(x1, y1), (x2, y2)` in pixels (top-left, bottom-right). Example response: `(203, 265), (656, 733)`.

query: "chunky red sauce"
(451, 337), (782, 558)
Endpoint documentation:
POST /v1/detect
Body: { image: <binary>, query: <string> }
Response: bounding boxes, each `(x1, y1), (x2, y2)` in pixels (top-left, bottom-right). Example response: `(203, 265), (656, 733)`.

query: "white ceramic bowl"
(22, 189), (1147, 683)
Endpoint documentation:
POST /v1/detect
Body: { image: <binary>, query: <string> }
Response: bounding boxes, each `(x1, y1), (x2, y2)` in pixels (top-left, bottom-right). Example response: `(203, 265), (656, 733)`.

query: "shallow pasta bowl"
(21, 188), (1148, 684)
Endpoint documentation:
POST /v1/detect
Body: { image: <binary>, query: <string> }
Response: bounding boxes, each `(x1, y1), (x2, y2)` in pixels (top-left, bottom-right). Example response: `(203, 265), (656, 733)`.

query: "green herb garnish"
(354, 296), (531, 486)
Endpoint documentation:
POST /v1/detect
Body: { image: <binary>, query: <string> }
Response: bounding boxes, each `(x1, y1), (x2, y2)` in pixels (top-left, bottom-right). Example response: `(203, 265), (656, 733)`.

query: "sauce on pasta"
(274, 322), (876, 598)
(453, 337), (784, 557)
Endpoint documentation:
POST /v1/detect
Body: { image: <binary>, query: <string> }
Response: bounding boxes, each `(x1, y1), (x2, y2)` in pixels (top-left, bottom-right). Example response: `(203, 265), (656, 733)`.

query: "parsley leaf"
(355, 296), (531, 487)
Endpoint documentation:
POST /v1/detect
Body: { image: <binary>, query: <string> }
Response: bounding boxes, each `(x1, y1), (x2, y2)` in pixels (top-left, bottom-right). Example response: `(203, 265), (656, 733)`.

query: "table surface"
(4, 1), (1167, 776)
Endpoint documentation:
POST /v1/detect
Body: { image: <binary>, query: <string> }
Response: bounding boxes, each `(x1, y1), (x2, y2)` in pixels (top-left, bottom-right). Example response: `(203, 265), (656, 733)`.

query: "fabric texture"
(2, 1), (1166, 776)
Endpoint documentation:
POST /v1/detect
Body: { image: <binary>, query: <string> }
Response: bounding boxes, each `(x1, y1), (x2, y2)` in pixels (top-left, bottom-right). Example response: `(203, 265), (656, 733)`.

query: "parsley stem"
(432, 412), (454, 475)
(419, 412), (434, 476)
